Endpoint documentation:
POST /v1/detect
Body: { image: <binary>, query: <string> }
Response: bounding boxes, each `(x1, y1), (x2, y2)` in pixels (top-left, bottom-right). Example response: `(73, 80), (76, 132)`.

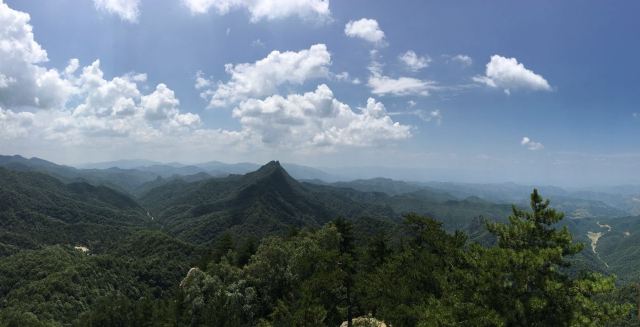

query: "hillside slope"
(0, 168), (148, 255)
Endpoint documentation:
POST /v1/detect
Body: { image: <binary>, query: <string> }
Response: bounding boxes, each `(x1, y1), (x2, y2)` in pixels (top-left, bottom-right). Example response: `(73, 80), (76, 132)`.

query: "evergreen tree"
(481, 189), (631, 326)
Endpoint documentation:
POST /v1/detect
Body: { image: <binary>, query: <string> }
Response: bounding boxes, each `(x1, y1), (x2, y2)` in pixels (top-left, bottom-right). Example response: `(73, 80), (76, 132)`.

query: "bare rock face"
(340, 316), (388, 327)
(74, 245), (90, 254)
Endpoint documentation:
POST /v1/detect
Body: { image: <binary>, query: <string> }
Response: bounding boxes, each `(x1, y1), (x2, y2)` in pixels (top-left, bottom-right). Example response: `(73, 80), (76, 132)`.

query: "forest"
(1, 158), (640, 326)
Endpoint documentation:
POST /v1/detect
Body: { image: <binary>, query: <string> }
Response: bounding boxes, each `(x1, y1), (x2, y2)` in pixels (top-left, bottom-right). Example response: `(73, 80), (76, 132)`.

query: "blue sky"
(0, 0), (638, 186)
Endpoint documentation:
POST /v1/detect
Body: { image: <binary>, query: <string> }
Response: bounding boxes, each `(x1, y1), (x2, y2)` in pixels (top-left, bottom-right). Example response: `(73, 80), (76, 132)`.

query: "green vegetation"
(3, 160), (640, 325)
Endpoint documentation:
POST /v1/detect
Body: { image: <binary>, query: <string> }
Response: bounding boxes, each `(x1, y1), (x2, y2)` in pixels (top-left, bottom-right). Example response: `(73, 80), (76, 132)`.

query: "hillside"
(141, 161), (396, 243)
(0, 167), (148, 256)
(0, 155), (159, 195)
(0, 159), (637, 325)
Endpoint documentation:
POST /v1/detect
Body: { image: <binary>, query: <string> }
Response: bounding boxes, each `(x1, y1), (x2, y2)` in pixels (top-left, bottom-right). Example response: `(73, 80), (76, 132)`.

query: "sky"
(0, 0), (638, 186)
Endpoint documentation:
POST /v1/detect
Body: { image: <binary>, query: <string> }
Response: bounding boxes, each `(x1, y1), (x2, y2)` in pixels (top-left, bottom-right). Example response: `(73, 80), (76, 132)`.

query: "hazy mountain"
(77, 158), (341, 182)
(133, 164), (208, 178)
(0, 155), (159, 195)
(78, 159), (164, 169)
(140, 161), (395, 243)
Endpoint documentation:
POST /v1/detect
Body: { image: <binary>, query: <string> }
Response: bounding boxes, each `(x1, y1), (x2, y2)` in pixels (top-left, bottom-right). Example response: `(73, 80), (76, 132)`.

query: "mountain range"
(3, 154), (640, 277)
(4, 154), (640, 324)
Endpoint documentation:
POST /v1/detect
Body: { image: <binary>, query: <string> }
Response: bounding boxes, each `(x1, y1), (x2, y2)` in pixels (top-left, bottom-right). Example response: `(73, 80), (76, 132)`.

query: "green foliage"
(0, 158), (635, 326)
(478, 189), (631, 326)
(160, 192), (630, 326)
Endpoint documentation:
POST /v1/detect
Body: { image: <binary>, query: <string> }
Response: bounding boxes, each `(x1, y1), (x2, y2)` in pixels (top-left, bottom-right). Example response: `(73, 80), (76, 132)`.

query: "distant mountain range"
(4, 153), (640, 282)
(2, 154), (638, 219)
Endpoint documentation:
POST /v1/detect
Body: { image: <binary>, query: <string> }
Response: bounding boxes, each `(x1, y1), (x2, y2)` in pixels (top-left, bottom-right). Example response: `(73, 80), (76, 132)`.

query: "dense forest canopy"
(1, 159), (640, 326)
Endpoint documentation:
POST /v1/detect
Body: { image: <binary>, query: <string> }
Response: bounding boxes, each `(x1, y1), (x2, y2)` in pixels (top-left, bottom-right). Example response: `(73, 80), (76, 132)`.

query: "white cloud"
(232, 84), (411, 148)
(0, 1), (412, 159)
(194, 71), (211, 89)
(367, 50), (436, 97)
(44, 60), (202, 143)
(399, 50), (430, 71)
(422, 109), (442, 125)
(334, 71), (349, 81)
(251, 38), (265, 48)
(93, 0), (140, 22)
(198, 44), (331, 108)
(0, 74), (16, 88)
(333, 71), (360, 84)
(521, 136), (544, 151)
(368, 75), (436, 96)
(0, 107), (34, 138)
(474, 55), (551, 93)
(0, 1), (75, 109)
(344, 18), (385, 45)
(389, 108), (442, 125)
(451, 54), (472, 66)
(181, 0), (330, 22)
(633, 112), (638, 118)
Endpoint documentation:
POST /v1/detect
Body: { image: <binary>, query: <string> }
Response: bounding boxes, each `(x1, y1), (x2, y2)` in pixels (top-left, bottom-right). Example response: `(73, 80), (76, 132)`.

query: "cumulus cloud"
(198, 44), (331, 108)
(93, 0), (140, 22)
(521, 136), (544, 151)
(474, 55), (551, 94)
(0, 1), (412, 158)
(0, 1), (75, 109)
(181, 0), (330, 22)
(451, 54), (472, 66)
(0, 74), (16, 88)
(399, 51), (430, 71)
(344, 18), (385, 45)
(0, 0), (202, 145)
(45, 60), (202, 143)
(232, 84), (411, 148)
(0, 107), (34, 138)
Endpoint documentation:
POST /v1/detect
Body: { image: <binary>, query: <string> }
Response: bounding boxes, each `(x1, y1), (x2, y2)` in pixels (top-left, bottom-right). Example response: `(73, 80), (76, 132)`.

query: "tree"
(480, 189), (631, 326)
(333, 218), (356, 327)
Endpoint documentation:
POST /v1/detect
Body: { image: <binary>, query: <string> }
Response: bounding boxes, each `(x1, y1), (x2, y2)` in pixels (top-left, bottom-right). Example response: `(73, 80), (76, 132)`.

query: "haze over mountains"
(3, 152), (640, 324)
(4, 154), (640, 218)
(2, 153), (639, 245)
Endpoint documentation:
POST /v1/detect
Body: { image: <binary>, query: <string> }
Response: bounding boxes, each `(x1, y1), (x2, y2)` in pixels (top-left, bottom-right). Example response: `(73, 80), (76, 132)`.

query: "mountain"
(1, 155), (637, 325)
(77, 158), (340, 182)
(420, 181), (569, 203)
(0, 155), (159, 195)
(0, 154), (80, 180)
(0, 167), (148, 256)
(282, 163), (339, 181)
(141, 161), (396, 243)
(78, 159), (164, 169)
(330, 177), (441, 196)
(133, 164), (208, 178)
(139, 162), (524, 244)
(565, 216), (640, 282)
(570, 190), (640, 216)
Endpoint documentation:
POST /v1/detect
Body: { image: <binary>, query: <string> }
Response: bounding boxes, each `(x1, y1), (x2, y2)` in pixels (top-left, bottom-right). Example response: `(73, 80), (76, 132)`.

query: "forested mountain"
(0, 155), (159, 195)
(0, 167), (148, 256)
(2, 157), (640, 325)
(140, 161), (397, 243)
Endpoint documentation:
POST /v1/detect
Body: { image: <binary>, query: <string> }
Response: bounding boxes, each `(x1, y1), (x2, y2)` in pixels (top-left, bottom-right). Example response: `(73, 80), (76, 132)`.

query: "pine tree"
(481, 189), (631, 326)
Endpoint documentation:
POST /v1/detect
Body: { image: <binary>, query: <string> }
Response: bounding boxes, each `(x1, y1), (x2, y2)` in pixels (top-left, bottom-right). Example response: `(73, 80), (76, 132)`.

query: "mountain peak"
(257, 160), (283, 173)
(242, 160), (304, 193)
